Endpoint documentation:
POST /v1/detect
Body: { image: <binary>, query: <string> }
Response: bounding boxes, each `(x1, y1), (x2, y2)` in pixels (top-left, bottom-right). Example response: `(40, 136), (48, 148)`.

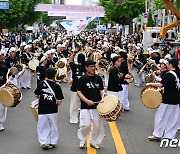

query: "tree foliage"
(147, 11), (155, 27)
(150, 0), (179, 11)
(0, 0), (50, 28)
(99, 0), (145, 25)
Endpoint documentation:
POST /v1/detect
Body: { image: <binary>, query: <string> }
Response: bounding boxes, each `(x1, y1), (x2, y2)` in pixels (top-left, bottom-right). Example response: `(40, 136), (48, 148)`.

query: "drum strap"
(44, 80), (56, 100)
(168, 71), (180, 90)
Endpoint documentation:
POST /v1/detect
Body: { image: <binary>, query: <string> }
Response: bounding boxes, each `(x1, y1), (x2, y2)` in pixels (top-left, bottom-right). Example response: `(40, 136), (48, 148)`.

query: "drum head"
(97, 95), (118, 115)
(0, 89), (14, 107)
(28, 59), (39, 71)
(141, 88), (162, 109)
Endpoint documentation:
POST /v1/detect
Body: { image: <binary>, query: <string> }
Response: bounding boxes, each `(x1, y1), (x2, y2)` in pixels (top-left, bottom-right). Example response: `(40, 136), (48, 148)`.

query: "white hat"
(128, 43), (132, 47)
(122, 41), (126, 44)
(147, 47), (153, 52)
(119, 49), (126, 52)
(149, 50), (157, 55)
(164, 54), (171, 60)
(61, 43), (66, 48)
(136, 46), (141, 50)
(0, 49), (5, 55)
(159, 59), (168, 64)
(111, 53), (118, 59)
(114, 47), (120, 51)
(97, 41), (102, 45)
(20, 42), (27, 47)
(51, 49), (56, 54)
(103, 38), (108, 41)
(137, 43), (142, 47)
(28, 40), (32, 43)
(39, 54), (48, 63)
(9, 47), (16, 53)
(57, 44), (61, 48)
(24, 45), (30, 50)
(46, 50), (53, 55)
(103, 43), (109, 48)
(32, 40), (37, 44)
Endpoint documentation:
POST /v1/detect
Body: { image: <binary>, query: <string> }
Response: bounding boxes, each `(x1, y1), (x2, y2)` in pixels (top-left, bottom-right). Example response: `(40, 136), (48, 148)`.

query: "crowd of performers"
(0, 30), (180, 150)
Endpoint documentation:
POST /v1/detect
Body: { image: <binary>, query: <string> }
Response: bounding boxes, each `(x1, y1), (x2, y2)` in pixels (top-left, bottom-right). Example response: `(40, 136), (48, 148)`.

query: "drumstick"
(94, 100), (104, 104)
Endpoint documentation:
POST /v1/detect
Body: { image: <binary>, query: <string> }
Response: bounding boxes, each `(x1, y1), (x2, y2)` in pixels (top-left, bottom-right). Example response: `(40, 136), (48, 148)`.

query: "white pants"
(20, 68), (31, 88)
(99, 72), (109, 87)
(77, 109), (104, 145)
(37, 113), (59, 145)
(121, 84), (130, 110)
(132, 68), (142, 85)
(107, 91), (124, 103)
(0, 102), (7, 124)
(69, 91), (80, 123)
(153, 104), (179, 139)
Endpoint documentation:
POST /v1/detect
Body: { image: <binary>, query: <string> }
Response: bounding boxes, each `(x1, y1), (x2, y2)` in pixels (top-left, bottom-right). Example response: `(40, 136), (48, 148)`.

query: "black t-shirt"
(77, 74), (104, 109)
(160, 70), (180, 105)
(34, 80), (64, 114)
(160, 70), (168, 80)
(119, 61), (129, 85)
(70, 62), (86, 92)
(0, 64), (8, 86)
(5, 40), (10, 48)
(36, 66), (47, 86)
(5, 57), (17, 68)
(22, 52), (32, 65)
(0, 61), (7, 67)
(46, 60), (55, 69)
(107, 66), (123, 92)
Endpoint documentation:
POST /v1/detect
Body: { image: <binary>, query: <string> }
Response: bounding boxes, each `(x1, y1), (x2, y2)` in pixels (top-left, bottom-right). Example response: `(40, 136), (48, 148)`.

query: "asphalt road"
(0, 76), (180, 154)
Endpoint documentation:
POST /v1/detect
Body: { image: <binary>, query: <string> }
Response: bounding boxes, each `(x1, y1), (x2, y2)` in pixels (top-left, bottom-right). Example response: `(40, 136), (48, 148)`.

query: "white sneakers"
(79, 142), (85, 149)
(90, 143), (100, 149)
(135, 83), (141, 87)
(79, 142), (100, 149)
(0, 124), (4, 131)
(148, 135), (161, 141)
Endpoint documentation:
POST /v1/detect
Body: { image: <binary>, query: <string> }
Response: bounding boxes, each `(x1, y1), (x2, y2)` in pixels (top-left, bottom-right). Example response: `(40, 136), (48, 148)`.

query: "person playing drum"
(0, 50), (8, 131)
(147, 58), (180, 141)
(119, 51), (131, 111)
(21, 45), (32, 89)
(69, 48), (86, 124)
(36, 54), (48, 86)
(34, 68), (64, 150)
(107, 56), (124, 103)
(77, 59), (104, 149)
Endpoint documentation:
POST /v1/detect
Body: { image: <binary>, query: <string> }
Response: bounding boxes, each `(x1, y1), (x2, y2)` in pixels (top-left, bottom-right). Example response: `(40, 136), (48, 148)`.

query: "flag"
(73, 16), (96, 35)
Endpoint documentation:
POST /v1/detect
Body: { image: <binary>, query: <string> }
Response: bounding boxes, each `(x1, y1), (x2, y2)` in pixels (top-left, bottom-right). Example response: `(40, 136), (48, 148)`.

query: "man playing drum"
(147, 58), (180, 141)
(0, 50), (8, 131)
(77, 59), (104, 149)
(69, 48), (86, 124)
(34, 68), (64, 150)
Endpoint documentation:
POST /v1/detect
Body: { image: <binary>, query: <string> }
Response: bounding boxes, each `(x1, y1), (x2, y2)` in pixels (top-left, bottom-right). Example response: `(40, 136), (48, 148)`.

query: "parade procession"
(0, 0), (180, 154)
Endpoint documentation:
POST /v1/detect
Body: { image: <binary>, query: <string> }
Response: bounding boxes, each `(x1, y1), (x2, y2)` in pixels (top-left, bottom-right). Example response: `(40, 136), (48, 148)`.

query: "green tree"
(99, 0), (145, 25)
(146, 12), (155, 27)
(0, 0), (50, 28)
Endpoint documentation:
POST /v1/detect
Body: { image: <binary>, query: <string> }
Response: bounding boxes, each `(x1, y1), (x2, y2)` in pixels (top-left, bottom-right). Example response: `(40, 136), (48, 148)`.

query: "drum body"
(97, 95), (124, 122)
(141, 85), (162, 109)
(16, 64), (23, 72)
(31, 104), (38, 121)
(125, 74), (134, 83)
(0, 83), (22, 107)
(31, 99), (39, 121)
(145, 73), (155, 83)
